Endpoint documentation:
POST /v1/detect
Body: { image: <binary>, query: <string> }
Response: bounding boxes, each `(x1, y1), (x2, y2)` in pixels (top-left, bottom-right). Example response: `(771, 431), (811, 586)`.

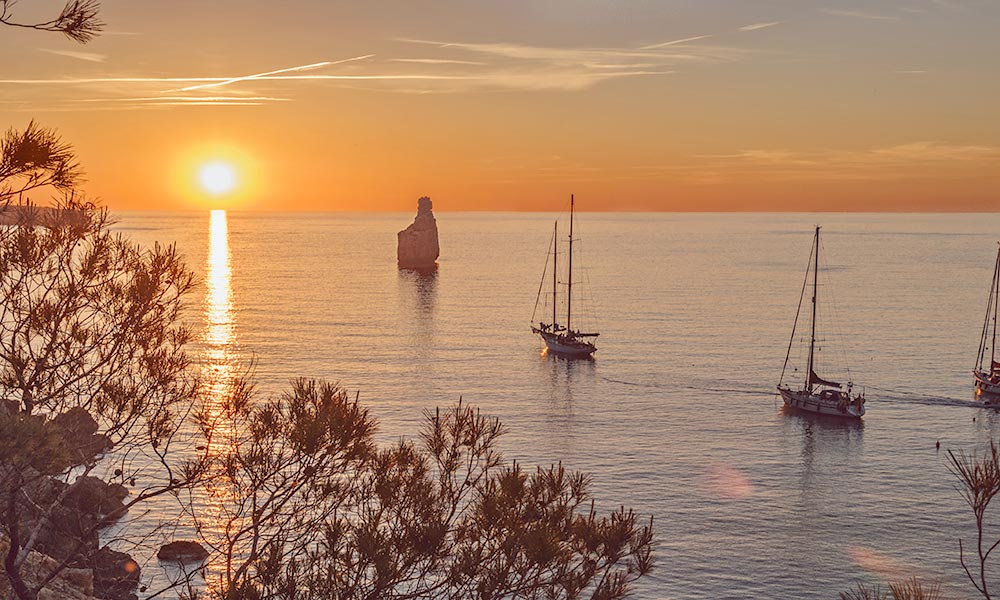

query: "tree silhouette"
(0, 200), (206, 600)
(0, 0), (103, 43)
(839, 578), (941, 600)
(948, 443), (1000, 600)
(194, 382), (655, 599)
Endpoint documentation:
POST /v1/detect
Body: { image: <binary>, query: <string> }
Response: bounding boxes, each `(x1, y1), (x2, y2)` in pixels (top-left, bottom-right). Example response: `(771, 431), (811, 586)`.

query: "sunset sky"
(3, 0), (998, 211)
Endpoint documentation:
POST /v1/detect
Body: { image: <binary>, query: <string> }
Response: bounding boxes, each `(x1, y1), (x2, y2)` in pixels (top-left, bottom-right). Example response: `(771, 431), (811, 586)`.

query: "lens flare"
(698, 463), (753, 501)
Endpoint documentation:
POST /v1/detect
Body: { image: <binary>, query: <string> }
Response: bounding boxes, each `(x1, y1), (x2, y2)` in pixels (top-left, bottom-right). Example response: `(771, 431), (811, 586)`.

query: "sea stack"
(397, 196), (440, 269)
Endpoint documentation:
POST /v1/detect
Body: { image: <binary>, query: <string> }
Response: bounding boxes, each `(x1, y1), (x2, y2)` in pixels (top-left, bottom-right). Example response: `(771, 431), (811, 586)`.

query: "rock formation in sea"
(397, 196), (440, 270)
(157, 540), (209, 563)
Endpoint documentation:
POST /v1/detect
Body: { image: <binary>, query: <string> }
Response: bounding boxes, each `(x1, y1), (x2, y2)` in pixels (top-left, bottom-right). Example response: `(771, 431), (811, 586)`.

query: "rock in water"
(397, 196), (439, 269)
(157, 540), (209, 563)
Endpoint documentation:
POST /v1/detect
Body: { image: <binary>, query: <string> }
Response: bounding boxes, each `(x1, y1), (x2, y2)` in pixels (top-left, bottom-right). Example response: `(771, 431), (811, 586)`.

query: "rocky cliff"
(397, 197), (440, 270)
(0, 536), (98, 600)
(1, 407), (140, 600)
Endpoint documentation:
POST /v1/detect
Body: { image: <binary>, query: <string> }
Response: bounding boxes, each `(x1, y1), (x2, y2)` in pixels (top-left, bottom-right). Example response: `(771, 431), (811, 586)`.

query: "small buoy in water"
(936, 440), (940, 450)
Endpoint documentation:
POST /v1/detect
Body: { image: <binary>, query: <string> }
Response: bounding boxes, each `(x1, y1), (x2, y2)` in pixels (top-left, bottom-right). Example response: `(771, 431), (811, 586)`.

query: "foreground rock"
(65, 476), (129, 521)
(157, 540), (209, 563)
(0, 535), (98, 600)
(51, 407), (114, 467)
(91, 548), (141, 600)
(1, 408), (139, 600)
(397, 196), (440, 270)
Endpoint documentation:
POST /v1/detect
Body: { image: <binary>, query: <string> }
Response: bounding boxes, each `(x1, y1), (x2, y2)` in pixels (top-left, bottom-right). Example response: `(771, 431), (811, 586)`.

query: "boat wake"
(864, 386), (989, 409)
(600, 376), (774, 397)
(600, 377), (995, 409)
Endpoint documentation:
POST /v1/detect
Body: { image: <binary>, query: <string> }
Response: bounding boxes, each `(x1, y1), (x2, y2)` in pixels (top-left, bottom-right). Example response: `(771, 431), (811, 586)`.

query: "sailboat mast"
(553, 221), (558, 327)
(992, 244), (1000, 370)
(806, 226), (820, 390)
(567, 194), (574, 333)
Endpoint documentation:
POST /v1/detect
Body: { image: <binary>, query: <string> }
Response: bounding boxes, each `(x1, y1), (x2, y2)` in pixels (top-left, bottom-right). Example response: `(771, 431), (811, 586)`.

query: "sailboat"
(530, 195), (599, 357)
(973, 244), (1000, 400)
(777, 226), (866, 418)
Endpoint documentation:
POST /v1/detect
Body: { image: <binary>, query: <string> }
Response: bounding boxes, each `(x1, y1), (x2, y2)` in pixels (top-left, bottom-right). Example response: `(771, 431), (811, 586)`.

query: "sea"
(113, 210), (1000, 599)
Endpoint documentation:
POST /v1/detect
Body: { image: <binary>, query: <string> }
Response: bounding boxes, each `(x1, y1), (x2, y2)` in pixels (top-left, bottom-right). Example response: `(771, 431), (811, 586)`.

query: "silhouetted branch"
(0, 122), (82, 205)
(0, 0), (103, 43)
(948, 443), (1000, 599)
(840, 578), (941, 600)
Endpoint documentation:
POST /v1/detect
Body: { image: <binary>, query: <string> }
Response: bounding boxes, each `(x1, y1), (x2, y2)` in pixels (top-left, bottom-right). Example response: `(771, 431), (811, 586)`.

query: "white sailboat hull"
(974, 371), (1000, 399)
(535, 330), (597, 357)
(778, 387), (865, 419)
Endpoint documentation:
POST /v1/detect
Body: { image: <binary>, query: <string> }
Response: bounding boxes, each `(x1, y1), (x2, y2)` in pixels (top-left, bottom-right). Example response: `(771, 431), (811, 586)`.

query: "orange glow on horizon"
(170, 142), (263, 210)
(14, 3), (999, 212)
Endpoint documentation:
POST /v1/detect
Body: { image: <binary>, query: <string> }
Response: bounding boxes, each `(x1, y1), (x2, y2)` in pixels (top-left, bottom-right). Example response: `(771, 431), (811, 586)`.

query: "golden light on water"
(205, 209), (234, 393)
(200, 209), (240, 579)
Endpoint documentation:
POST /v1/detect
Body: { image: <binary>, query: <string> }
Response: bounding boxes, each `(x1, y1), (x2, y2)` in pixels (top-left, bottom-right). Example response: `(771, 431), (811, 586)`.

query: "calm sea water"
(114, 210), (1000, 599)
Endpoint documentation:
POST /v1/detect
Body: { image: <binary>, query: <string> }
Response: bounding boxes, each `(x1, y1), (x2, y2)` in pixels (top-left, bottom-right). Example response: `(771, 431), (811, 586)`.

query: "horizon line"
(107, 207), (1000, 214)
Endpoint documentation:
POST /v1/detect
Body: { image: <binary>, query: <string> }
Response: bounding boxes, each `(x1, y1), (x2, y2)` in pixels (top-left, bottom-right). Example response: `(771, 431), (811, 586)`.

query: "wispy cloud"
(819, 8), (901, 21)
(0, 69), (675, 98)
(127, 101), (273, 107)
(870, 141), (1000, 161)
(643, 20), (783, 52)
(401, 38), (742, 64)
(931, 0), (966, 11)
(76, 95), (290, 104)
(262, 70), (677, 91)
(525, 142), (1000, 187)
(739, 21), (783, 32)
(0, 77), (219, 84)
(898, 1), (965, 15)
(40, 48), (106, 62)
(1, 33), (763, 108)
(375, 37), (754, 92)
(687, 142), (1000, 183)
(388, 58), (486, 66)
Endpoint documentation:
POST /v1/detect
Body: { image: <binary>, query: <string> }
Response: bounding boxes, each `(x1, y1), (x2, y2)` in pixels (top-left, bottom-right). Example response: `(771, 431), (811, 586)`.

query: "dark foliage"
(195, 386), (655, 600)
(0, 201), (205, 600)
(0, 122), (82, 204)
(0, 0), (103, 43)
(948, 443), (1000, 599)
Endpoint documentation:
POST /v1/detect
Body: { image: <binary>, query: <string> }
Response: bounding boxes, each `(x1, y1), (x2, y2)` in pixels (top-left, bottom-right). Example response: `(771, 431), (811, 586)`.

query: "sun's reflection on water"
(197, 210), (238, 591)
(205, 209), (234, 393)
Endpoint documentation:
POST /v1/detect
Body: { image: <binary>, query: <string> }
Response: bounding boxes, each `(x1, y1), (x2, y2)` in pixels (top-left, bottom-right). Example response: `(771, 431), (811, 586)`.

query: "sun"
(171, 143), (261, 209)
(198, 162), (237, 195)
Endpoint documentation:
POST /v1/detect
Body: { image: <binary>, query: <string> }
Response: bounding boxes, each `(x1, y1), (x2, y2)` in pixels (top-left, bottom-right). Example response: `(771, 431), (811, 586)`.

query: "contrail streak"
(177, 55), (374, 92)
